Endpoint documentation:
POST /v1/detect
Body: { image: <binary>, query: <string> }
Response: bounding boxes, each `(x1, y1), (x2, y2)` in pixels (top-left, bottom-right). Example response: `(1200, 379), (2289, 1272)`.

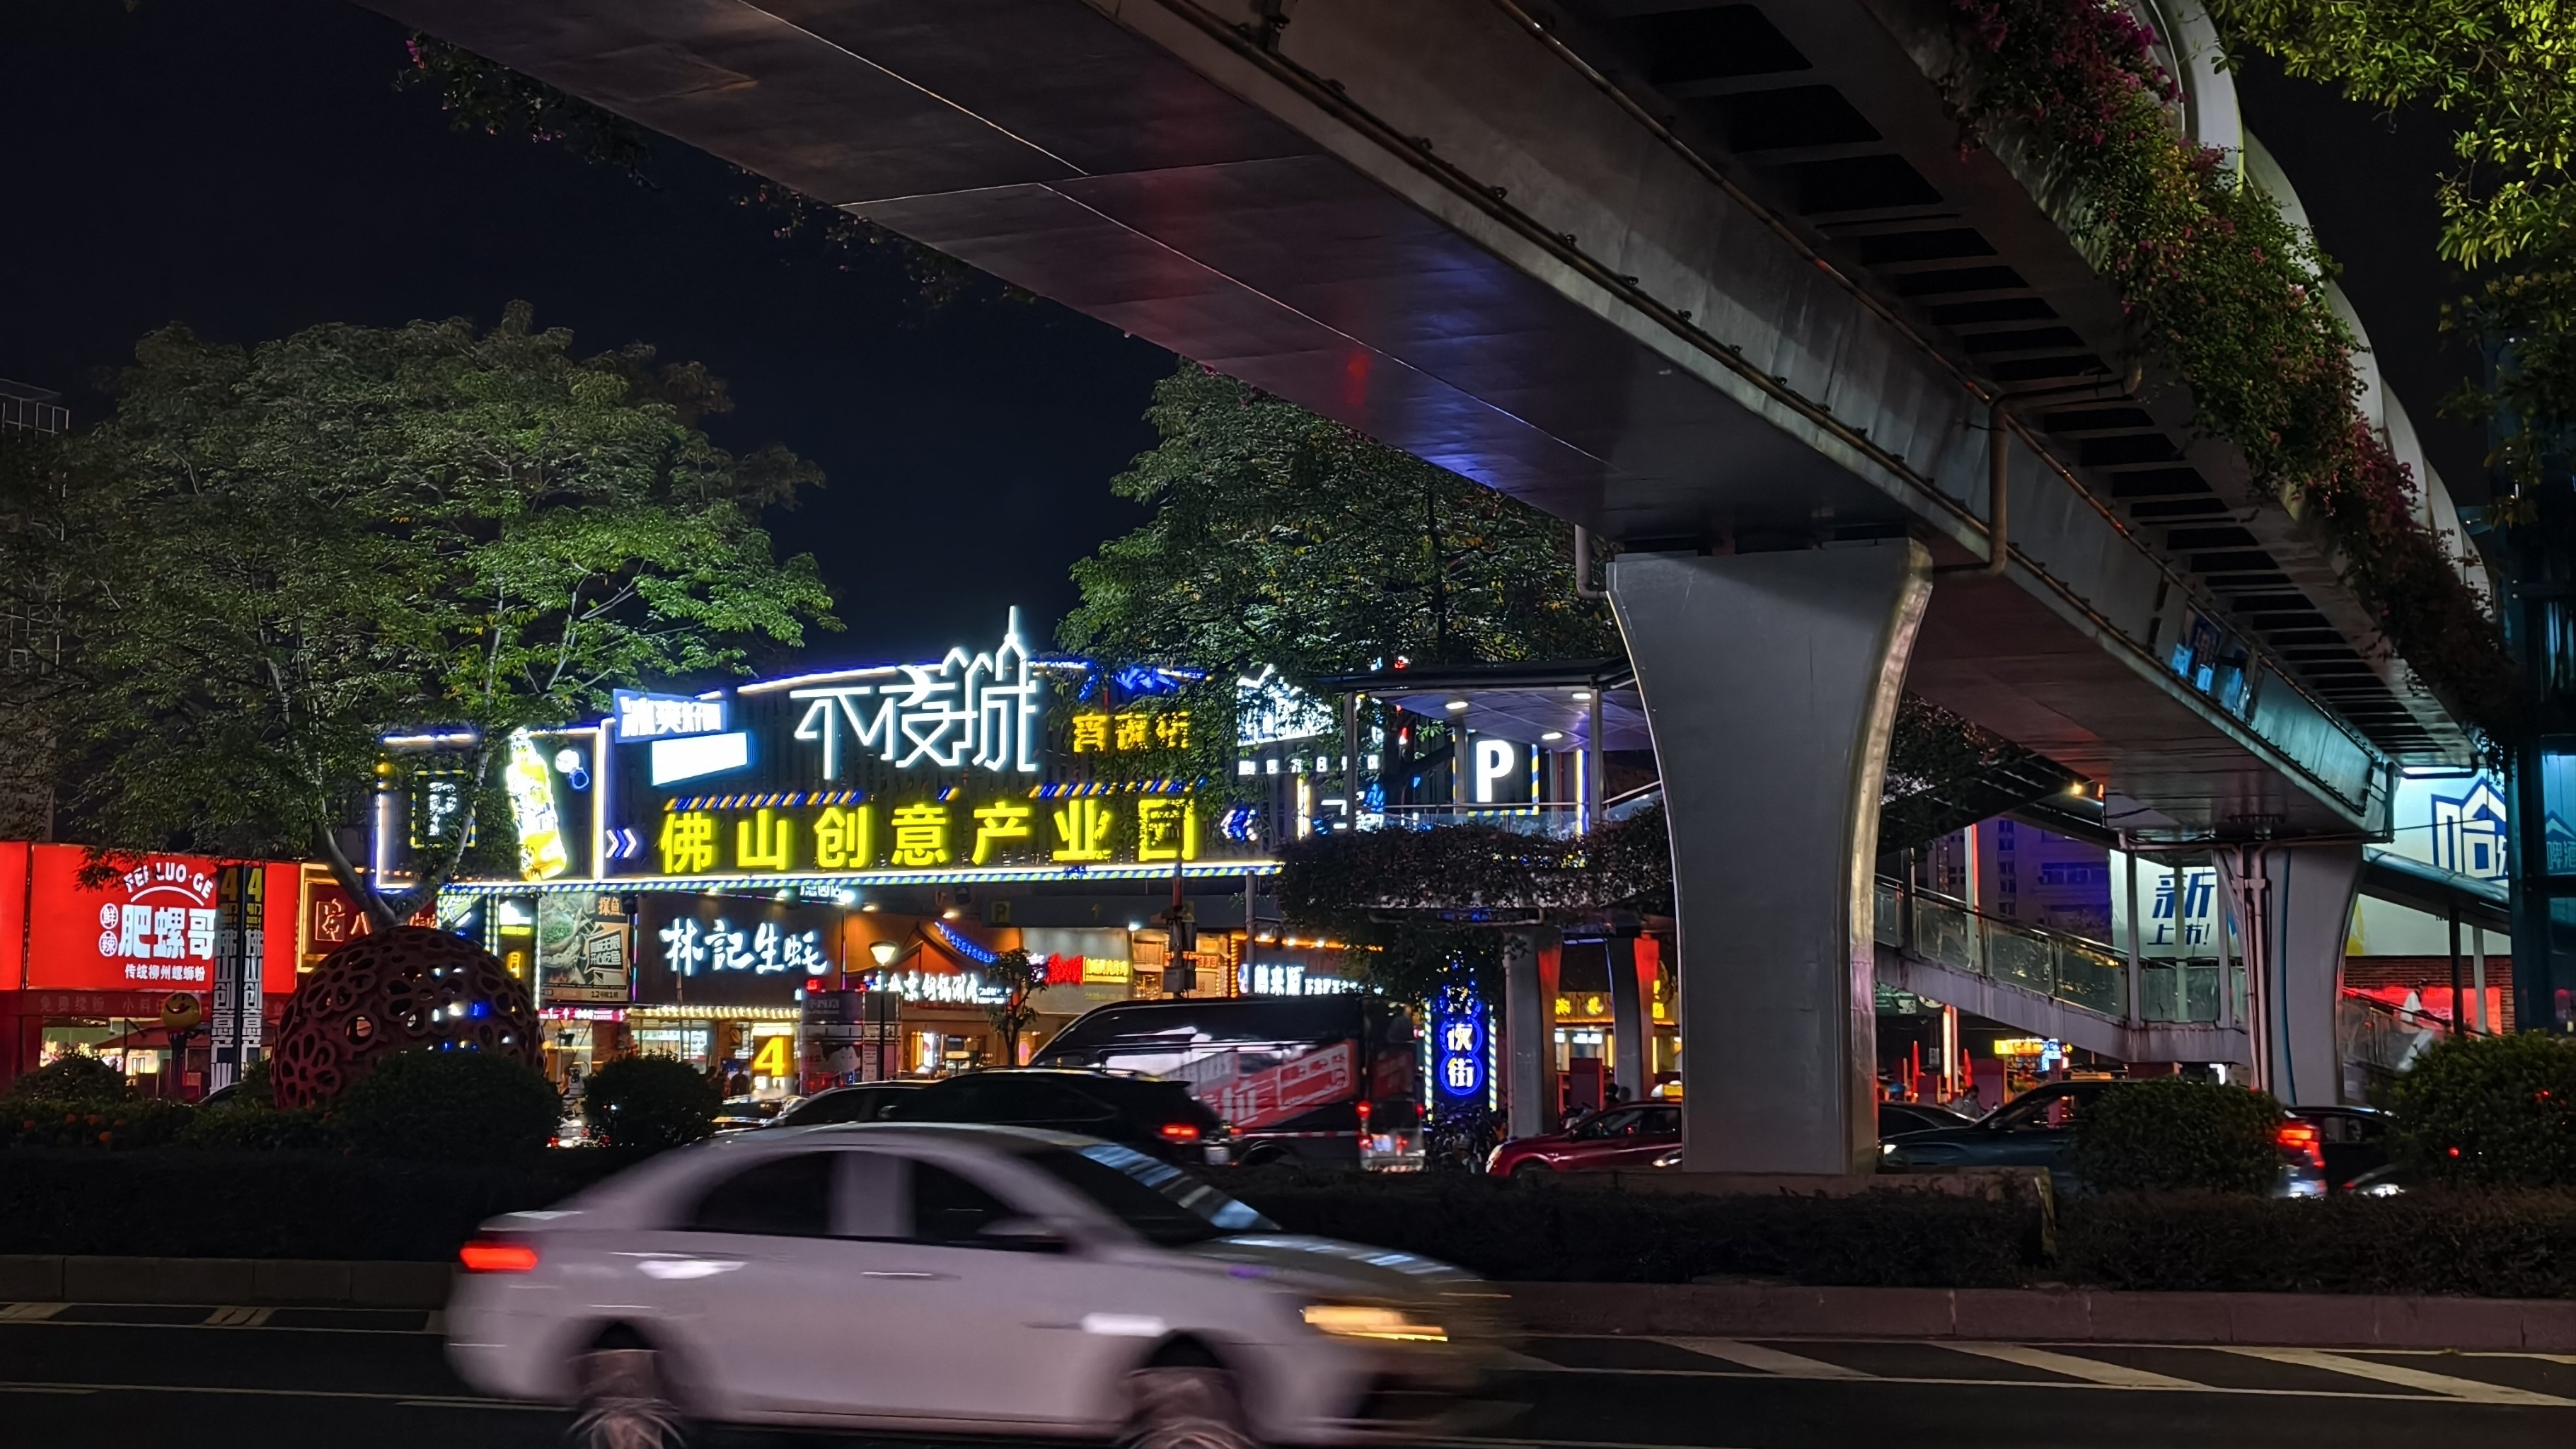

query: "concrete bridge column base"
(2219, 844), (2365, 1107)
(1608, 543), (1932, 1174)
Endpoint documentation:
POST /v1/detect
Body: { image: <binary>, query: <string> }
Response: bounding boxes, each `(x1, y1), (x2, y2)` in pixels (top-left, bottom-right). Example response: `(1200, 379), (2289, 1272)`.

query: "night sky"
(1, 3), (2492, 680)
(1, 0), (1174, 665)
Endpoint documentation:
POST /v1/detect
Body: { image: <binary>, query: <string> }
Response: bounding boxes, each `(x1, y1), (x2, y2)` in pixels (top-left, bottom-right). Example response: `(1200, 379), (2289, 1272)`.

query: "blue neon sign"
(1430, 984), (1486, 1101)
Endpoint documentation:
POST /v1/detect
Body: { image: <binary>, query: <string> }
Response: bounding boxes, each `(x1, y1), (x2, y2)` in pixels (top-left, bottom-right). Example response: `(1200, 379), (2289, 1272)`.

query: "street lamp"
(869, 940), (900, 969)
(865, 940), (903, 1083)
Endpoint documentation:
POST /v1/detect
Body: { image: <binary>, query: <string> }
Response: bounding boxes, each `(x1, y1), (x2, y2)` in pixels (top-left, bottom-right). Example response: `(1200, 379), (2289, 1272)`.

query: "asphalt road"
(4, 1304), (2574, 1448)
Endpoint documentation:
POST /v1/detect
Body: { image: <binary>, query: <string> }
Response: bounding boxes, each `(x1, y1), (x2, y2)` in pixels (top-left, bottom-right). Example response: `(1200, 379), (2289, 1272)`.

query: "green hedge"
(0, 1150), (623, 1260)
(1228, 1172), (2037, 1287)
(2069, 1079), (2286, 1194)
(4, 1150), (2574, 1299)
(333, 1050), (561, 1164)
(2058, 1189), (2576, 1298)
(581, 1054), (717, 1152)
(2390, 1033), (2576, 1187)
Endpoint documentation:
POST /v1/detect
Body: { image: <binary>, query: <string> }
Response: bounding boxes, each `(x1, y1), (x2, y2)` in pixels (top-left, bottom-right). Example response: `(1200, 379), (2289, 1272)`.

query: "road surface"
(4, 1302), (2571, 1446)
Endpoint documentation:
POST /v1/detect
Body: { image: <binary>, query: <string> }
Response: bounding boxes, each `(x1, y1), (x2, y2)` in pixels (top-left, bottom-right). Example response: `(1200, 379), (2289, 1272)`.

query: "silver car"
(446, 1123), (1505, 1448)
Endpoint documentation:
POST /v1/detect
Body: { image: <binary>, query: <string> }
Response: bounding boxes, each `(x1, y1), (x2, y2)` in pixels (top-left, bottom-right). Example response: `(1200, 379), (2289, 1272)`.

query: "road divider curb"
(1500, 1282), (2576, 1352)
(0, 1256), (449, 1309)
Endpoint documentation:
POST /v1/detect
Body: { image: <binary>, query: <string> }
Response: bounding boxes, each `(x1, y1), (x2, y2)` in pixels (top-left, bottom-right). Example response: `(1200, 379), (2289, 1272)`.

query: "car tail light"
(1159, 1121), (1202, 1143)
(459, 1239), (540, 1274)
(2276, 1122), (2323, 1167)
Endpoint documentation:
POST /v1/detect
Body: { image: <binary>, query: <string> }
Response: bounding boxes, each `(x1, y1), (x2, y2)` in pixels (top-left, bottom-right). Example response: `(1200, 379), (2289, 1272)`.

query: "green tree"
(2210, 1), (2576, 507)
(981, 947), (1048, 1063)
(2, 305), (834, 925)
(1063, 363), (1618, 679)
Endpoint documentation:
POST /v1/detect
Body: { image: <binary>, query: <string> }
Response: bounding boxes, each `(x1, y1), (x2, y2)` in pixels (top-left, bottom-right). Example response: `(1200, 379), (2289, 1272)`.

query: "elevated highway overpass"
(373, 0), (2489, 1167)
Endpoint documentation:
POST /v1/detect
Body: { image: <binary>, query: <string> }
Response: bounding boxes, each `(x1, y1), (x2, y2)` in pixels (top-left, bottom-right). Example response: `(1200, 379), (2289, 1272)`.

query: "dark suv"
(884, 1068), (1232, 1166)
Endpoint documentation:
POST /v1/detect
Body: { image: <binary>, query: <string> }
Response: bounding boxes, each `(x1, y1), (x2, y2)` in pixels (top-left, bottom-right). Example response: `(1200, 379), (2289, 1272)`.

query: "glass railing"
(1375, 802), (1590, 836)
(1874, 877), (2130, 1022)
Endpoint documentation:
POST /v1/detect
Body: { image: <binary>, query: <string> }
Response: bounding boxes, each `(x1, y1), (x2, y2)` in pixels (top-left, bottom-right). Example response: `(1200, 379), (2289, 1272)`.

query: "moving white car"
(446, 1122), (1507, 1448)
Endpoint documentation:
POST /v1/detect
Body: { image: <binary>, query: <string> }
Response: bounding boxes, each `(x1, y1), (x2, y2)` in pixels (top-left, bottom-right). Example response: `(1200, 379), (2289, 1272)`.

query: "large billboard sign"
(405, 609), (1263, 889)
(4, 846), (299, 993)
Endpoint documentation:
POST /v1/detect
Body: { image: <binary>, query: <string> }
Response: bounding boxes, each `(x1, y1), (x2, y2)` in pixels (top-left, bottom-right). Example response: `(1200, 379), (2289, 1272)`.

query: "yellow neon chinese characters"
(890, 802), (952, 867)
(971, 801), (1034, 865)
(1136, 795), (1198, 862)
(659, 810), (717, 874)
(1070, 713), (1109, 754)
(737, 808), (795, 872)
(814, 804), (872, 870)
(1051, 798), (1116, 862)
(1154, 712), (1190, 749)
(1114, 712), (1150, 751)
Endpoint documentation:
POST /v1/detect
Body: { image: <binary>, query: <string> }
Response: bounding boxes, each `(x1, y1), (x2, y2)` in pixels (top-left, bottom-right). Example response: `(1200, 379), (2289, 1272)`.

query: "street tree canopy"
(1062, 362), (1619, 679)
(2, 303), (835, 925)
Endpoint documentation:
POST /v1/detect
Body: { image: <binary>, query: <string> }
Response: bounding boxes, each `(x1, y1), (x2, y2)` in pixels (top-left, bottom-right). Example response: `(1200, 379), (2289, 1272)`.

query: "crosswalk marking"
(201, 1307), (274, 1328)
(1941, 1341), (2201, 1389)
(0, 1303), (68, 1322)
(1662, 1338), (1872, 1379)
(2222, 1347), (2575, 1406)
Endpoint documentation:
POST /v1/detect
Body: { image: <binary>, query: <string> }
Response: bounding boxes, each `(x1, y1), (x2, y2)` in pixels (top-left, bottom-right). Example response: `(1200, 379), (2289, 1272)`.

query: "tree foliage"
(982, 946), (1047, 1058)
(0, 306), (833, 923)
(1944, 0), (2524, 746)
(2208, 1), (2576, 513)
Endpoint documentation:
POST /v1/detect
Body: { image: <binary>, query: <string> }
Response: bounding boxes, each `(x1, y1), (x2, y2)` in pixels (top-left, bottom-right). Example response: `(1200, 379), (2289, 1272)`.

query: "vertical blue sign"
(1430, 984), (1487, 1102)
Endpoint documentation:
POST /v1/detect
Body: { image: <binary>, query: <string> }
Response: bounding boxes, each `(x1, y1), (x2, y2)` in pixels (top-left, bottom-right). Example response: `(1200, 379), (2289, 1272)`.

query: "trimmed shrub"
(2068, 1078), (2285, 1194)
(333, 1049), (562, 1164)
(179, 1102), (336, 1153)
(2059, 1189), (2576, 1298)
(582, 1054), (719, 1153)
(2389, 1033), (2576, 1187)
(1228, 1171), (2038, 1286)
(0, 1149), (622, 1259)
(4, 1054), (136, 1109)
(4, 1097), (195, 1150)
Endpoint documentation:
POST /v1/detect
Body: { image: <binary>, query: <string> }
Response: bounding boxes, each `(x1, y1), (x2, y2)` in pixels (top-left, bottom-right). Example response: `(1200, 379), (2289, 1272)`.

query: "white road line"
(1941, 1342), (2201, 1389)
(1661, 1338), (1873, 1379)
(2223, 1348), (2576, 1407)
(201, 1307), (275, 1328)
(0, 1385), (93, 1395)
(0, 1303), (69, 1322)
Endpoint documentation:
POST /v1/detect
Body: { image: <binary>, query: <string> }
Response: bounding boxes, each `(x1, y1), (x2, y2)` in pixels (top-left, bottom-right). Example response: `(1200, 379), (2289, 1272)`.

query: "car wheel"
(1123, 1363), (1254, 1449)
(567, 1344), (689, 1449)
(1509, 1158), (1552, 1179)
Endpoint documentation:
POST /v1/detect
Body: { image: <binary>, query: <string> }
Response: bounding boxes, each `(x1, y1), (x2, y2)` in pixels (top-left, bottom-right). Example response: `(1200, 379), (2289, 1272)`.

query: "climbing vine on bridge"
(1941, 0), (2524, 751)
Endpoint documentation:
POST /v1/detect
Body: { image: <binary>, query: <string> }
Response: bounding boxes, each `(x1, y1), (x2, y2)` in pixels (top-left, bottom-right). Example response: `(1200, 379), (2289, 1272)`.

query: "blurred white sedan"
(447, 1123), (1506, 1449)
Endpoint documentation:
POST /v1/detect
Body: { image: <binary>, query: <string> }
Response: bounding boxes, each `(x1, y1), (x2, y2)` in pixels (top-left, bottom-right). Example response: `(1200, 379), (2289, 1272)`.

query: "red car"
(1486, 1102), (1682, 1177)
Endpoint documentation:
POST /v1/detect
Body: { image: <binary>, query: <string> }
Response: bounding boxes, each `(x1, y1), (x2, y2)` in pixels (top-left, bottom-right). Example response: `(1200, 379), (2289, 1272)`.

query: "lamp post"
(867, 940), (900, 1080)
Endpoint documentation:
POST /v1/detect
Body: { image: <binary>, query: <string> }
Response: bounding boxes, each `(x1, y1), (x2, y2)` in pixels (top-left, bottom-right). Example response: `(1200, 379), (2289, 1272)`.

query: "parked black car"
(1881, 1080), (2326, 1196)
(1878, 1100), (1975, 1138)
(772, 1081), (926, 1128)
(2290, 1104), (2392, 1191)
(884, 1068), (1231, 1166)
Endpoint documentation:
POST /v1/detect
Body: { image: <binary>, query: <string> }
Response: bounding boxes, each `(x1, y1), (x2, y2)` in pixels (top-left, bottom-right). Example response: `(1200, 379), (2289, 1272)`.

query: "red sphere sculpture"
(268, 925), (539, 1109)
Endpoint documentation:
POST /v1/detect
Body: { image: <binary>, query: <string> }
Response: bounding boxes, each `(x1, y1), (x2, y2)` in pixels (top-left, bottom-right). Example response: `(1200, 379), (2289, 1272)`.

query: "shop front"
(409, 610), (1282, 1092)
(0, 843), (304, 1094)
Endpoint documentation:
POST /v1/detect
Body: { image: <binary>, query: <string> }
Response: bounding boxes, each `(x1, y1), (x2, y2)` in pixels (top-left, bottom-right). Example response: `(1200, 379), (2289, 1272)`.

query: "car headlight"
(1878, 1141), (1900, 1158)
(1301, 1303), (1448, 1343)
(2358, 1181), (2405, 1198)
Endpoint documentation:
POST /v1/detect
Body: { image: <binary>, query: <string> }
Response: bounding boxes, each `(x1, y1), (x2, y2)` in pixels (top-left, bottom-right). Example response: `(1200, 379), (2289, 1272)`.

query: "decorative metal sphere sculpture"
(269, 925), (539, 1109)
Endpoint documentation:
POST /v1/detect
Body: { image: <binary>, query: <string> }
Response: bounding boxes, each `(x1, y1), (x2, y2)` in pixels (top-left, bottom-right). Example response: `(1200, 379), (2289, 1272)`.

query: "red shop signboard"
(1, 845), (300, 994)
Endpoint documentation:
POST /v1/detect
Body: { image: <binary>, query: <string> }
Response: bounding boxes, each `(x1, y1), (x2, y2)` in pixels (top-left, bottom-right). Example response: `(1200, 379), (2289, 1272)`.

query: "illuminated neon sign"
(1430, 984), (1487, 1101)
(655, 916), (829, 977)
(771, 611), (1044, 777)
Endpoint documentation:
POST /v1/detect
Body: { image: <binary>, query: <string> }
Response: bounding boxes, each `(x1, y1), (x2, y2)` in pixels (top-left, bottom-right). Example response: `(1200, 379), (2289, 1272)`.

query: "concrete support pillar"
(2218, 843), (2364, 1107)
(1503, 928), (1561, 1138)
(1607, 933), (1648, 1099)
(1608, 542), (1932, 1174)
